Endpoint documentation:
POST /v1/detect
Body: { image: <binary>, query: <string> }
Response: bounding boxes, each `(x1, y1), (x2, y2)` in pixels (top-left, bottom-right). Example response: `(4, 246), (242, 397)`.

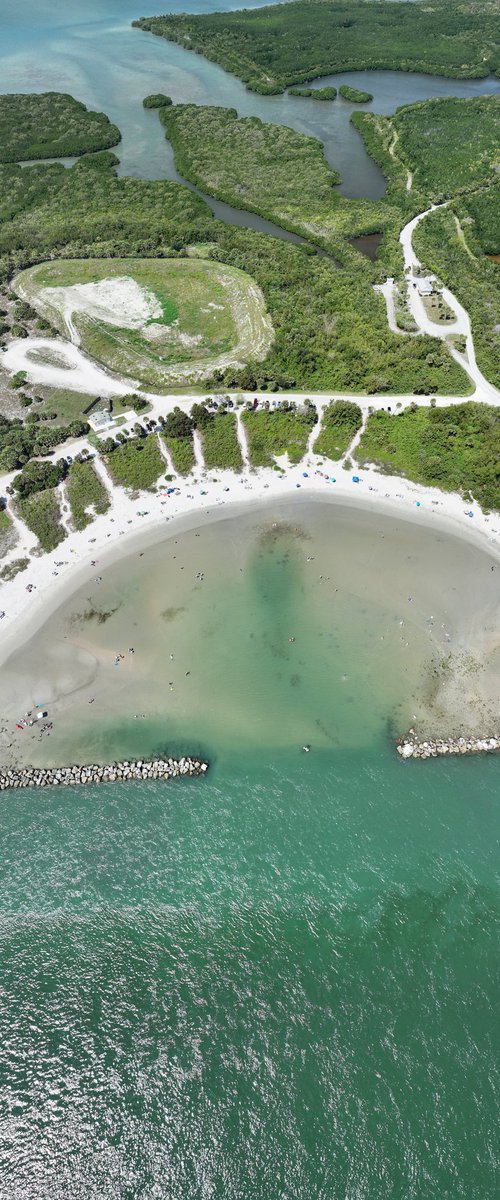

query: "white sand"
(42, 276), (162, 344)
(1, 433), (499, 676)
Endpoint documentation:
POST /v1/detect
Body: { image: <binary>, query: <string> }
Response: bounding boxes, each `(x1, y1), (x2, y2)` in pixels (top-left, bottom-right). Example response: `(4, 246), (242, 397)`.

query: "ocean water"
(1, 4), (500, 1195)
(0, 501), (499, 1196)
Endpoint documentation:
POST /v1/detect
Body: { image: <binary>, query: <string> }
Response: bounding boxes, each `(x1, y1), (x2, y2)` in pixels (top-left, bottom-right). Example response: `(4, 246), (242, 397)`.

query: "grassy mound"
(14, 256), (272, 392)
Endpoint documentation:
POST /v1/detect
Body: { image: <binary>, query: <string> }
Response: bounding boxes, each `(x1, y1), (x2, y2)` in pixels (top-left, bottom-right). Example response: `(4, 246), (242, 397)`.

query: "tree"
(163, 407), (193, 439)
(190, 402), (214, 430)
(13, 458), (67, 498)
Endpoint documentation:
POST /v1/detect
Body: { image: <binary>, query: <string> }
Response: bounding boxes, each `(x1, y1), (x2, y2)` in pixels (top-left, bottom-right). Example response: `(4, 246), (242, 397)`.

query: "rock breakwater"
(397, 734), (500, 760)
(0, 757), (208, 790)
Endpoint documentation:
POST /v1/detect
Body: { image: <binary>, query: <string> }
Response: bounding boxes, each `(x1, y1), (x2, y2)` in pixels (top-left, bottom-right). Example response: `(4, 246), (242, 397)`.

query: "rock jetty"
(0, 757), (208, 790)
(397, 734), (500, 760)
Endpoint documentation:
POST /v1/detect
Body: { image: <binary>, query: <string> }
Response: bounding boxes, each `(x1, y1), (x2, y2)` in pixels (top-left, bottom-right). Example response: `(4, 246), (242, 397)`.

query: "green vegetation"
(289, 87), (337, 100)
(357, 402), (500, 510)
(0, 556), (30, 581)
(242, 404), (316, 467)
(143, 94), (172, 109)
(0, 93), (120, 163)
(163, 435), (195, 475)
(158, 104), (467, 393)
(105, 434), (164, 490)
(160, 104), (345, 249)
(200, 411), (243, 470)
(0, 154), (212, 283)
(13, 458), (67, 498)
(161, 408), (196, 474)
(14, 254), (270, 391)
(314, 399), (362, 458)
(134, 1), (500, 94)
(413, 206), (500, 388)
(0, 410), (89, 471)
(0, 508), (15, 559)
(460, 183), (500, 256)
(66, 461), (110, 530)
(18, 388), (96, 424)
(393, 96), (500, 200)
(339, 85), (372, 103)
(0, 91), (480, 397)
(17, 489), (65, 552)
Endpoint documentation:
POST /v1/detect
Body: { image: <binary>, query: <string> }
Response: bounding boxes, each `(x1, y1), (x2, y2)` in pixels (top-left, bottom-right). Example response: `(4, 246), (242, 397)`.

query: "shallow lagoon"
(2, 0), (500, 199)
(1, 498), (499, 767)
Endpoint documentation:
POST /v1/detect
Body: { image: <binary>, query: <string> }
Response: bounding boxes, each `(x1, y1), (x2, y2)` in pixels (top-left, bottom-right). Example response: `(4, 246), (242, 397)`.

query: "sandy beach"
(0, 465), (499, 768)
(1, 447), (499, 663)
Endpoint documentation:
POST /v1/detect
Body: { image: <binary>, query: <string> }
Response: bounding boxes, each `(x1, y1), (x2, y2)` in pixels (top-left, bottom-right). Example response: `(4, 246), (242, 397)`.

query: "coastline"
(1, 456), (499, 675)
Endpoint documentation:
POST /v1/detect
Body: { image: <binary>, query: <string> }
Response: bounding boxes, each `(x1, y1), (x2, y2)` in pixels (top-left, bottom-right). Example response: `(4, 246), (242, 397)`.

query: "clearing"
(12, 257), (273, 393)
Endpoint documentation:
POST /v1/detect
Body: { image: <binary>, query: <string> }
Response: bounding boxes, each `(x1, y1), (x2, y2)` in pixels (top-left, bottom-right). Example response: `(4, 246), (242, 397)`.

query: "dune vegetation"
(200, 411), (243, 471)
(104, 434), (164, 491)
(314, 400), (362, 459)
(242, 404), (317, 467)
(357, 402), (500, 510)
(66, 461), (110, 530)
(17, 489), (65, 552)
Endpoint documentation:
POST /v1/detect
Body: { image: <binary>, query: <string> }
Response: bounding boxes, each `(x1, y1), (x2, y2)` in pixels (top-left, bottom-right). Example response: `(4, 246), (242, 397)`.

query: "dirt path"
(388, 125), (412, 192)
(235, 408), (250, 472)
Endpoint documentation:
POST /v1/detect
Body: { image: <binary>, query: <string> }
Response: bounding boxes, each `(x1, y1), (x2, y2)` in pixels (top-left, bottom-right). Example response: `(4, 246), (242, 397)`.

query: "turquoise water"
(1, 751), (499, 1197)
(1, 4), (500, 1194)
(1, 1), (500, 196)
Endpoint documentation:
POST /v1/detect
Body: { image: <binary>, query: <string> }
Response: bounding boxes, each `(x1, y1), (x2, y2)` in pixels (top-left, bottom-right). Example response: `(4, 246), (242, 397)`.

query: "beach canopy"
(352, 475), (360, 483)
